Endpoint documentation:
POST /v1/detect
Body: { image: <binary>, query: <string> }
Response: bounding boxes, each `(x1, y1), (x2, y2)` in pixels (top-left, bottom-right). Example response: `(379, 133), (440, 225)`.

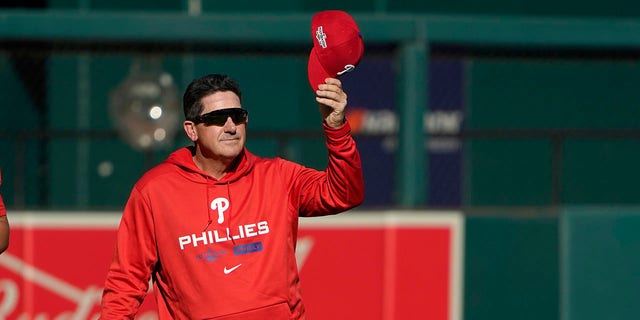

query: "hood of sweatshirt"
(163, 146), (255, 184)
(163, 146), (256, 232)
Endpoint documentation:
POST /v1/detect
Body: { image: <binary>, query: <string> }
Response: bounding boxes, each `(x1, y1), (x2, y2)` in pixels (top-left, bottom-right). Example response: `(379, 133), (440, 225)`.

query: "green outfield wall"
(465, 207), (640, 320)
(560, 207), (640, 320)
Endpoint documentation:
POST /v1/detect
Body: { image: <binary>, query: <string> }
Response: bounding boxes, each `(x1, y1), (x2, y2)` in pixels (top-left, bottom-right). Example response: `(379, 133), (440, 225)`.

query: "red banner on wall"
(0, 211), (463, 320)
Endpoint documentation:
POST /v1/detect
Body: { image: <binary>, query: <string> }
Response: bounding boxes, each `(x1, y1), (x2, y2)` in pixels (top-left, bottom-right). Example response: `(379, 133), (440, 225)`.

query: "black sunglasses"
(193, 108), (248, 126)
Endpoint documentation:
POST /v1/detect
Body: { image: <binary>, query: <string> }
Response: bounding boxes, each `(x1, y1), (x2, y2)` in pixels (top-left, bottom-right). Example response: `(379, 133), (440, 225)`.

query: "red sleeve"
(0, 171), (5, 217)
(296, 120), (365, 216)
(0, 194), (5, 217)
(100, 187), (157, 318)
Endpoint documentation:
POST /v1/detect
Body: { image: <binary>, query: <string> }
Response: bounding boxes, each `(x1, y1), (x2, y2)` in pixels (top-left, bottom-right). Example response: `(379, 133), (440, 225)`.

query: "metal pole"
(396, 40), (428, 207)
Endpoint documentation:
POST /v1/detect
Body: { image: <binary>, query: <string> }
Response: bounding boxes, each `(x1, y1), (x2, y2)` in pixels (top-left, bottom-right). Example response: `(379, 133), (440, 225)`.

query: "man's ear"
(183, 121), (198, 142)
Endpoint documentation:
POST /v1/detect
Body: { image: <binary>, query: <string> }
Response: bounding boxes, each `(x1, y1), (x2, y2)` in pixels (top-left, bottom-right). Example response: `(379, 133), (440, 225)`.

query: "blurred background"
(2, 0), (640, 319)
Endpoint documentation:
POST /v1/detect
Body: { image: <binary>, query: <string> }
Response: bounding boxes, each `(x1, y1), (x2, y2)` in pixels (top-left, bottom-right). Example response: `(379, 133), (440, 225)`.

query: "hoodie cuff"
(322, 120), (352, 142)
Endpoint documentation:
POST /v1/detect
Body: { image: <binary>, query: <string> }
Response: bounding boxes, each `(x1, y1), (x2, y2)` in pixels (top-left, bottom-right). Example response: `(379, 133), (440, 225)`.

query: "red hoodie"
(100, 122), (364, 319)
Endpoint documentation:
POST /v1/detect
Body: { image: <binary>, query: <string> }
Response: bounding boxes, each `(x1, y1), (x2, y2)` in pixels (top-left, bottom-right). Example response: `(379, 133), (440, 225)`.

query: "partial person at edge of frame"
(0, 168), (10, 254)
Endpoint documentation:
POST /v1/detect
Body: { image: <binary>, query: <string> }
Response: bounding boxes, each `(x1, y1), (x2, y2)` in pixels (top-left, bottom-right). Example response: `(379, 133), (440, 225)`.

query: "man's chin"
(219, 146), (243, 159)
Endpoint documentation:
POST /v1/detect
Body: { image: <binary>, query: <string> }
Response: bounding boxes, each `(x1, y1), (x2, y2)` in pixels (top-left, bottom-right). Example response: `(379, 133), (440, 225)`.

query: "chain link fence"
(1, 12), (640, 210)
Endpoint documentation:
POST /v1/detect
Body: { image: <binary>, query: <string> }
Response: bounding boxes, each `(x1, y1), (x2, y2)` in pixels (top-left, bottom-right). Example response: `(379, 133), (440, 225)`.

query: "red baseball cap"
(308, 10), (364, 90)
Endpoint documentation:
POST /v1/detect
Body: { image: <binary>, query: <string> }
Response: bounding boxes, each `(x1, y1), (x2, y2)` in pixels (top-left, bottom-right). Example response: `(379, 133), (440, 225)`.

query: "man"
(100, 74), (364, 319)
(0, 169), (9, 254)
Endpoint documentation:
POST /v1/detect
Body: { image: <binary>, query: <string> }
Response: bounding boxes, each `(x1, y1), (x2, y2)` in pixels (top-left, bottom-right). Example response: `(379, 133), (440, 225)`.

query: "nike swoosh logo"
(223, 264), (242, 274)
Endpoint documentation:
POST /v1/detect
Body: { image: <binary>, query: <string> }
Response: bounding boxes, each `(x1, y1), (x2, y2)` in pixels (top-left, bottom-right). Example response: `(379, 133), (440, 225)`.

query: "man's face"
(186, 91), (247, 161)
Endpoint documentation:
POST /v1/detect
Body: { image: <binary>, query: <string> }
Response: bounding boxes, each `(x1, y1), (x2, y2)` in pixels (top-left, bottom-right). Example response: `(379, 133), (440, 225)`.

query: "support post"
(396, 40), (428, 207)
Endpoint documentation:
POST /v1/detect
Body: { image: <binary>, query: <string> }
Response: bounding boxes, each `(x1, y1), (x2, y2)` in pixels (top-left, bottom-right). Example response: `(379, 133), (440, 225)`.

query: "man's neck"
(192, 154), (235, 180)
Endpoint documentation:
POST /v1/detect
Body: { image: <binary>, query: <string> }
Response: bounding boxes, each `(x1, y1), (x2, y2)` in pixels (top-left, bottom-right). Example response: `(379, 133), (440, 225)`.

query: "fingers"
(315, 78), (347, 110)
(316, 78), (348, 127)
(317, 78), (344, 94)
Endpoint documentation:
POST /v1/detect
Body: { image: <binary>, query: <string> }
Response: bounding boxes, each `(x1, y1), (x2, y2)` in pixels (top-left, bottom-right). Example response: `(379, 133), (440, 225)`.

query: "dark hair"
(183, 74), (242, 121)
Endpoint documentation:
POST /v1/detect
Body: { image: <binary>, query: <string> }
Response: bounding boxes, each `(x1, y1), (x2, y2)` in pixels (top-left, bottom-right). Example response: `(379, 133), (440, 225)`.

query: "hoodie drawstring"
(203, 179), (236, 245)
(226, 181), (236, 245)
(203, 176), (213, 232)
